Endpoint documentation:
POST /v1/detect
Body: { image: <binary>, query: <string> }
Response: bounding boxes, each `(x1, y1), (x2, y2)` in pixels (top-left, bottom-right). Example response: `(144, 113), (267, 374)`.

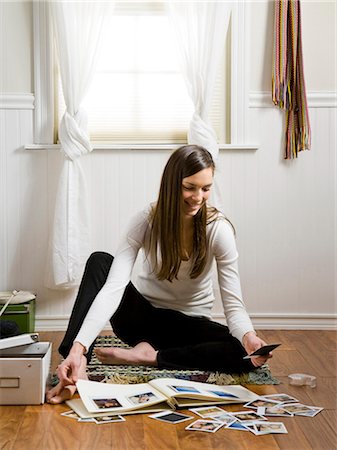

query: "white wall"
(0, 1), (33, 92)
(0, 1), (336, 331)
(249, 0), (337, 92)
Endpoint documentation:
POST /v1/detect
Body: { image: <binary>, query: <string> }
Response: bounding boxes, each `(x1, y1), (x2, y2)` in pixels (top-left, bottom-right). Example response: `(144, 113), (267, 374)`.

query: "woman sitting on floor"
(47, 145), (272, 404)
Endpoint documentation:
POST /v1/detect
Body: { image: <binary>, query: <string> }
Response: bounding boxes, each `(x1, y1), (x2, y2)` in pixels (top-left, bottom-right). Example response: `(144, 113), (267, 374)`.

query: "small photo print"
(185, 419), (225, 433)
(280, 403), (316, 415)
(253, 421), (288, 435)
(128, 392), (157, 405)
(189, 406), (224, 418)
(245, 398), (279, 409)
(230, 410), (267, 422)
(207, 390), (239, 399)
(93, 415), (125, 424)
(170, 385), (200, 394)
(92, 398), (122, 409)
(262, 393), (298, 404)
(61, 410), (80, 420)
(149, 411), (193, 424)
(296, 406), (324, 417)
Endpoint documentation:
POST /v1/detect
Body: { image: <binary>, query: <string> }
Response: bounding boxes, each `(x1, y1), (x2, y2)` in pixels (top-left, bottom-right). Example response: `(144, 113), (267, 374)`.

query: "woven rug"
(81, 336), (279, 386)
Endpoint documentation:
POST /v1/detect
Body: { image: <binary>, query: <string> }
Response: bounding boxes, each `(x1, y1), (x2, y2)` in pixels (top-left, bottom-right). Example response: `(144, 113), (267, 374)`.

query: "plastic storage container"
(0, 291), (36, 333)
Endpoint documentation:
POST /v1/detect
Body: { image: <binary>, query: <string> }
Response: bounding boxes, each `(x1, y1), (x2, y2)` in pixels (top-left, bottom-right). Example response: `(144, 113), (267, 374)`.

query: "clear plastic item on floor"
(288, 373), (316, 388)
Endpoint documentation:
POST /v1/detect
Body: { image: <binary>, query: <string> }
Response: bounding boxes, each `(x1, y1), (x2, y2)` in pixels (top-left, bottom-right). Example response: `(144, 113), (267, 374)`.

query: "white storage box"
(0, 340), (52, 405)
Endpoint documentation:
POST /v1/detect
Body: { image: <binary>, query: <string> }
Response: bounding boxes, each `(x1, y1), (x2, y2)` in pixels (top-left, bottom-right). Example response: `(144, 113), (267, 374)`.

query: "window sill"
(25, 143), (259, 152)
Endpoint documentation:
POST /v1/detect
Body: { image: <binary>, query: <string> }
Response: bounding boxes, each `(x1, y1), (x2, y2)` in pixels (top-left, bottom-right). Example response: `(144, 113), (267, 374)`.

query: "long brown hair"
(149, 145), (217, 282)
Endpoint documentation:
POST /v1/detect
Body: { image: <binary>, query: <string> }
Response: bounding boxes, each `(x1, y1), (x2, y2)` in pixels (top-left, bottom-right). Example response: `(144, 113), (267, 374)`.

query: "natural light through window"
(57, 2), (227, 144)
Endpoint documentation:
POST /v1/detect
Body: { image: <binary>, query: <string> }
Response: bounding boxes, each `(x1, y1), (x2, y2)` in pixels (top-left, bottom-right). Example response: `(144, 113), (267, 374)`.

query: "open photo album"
(69, 378), (259, 418)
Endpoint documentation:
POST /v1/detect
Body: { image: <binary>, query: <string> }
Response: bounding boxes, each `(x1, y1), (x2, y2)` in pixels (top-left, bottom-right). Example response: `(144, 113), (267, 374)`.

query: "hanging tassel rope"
(272, 0), (311, 159)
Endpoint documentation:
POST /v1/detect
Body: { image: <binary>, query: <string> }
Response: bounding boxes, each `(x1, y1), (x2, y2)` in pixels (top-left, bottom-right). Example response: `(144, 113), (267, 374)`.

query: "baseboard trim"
(35, 313), (337, 332)
(214, 313), (337, 330)
(35, 315), (113, 332)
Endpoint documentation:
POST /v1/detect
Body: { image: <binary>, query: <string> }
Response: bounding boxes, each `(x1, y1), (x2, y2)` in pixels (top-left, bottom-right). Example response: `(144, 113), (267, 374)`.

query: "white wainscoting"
(1, 93), (336, 331)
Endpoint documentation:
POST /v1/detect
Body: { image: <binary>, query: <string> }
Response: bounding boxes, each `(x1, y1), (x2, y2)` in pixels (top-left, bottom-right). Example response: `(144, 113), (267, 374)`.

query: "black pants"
(59, 252), (255, 373)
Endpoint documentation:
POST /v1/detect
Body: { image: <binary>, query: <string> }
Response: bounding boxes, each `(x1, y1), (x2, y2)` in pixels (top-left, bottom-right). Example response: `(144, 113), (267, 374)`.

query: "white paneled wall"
(211, 102), (336, 330)
(0, 95), (336, 330)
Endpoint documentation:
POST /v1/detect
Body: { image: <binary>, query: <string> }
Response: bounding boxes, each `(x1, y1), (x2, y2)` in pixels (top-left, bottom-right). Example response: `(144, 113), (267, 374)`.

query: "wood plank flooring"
(1, 330), (336, 450)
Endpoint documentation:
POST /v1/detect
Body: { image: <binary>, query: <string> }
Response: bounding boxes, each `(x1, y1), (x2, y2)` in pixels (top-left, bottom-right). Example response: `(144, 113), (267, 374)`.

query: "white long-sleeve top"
(75, 207), (255, 350)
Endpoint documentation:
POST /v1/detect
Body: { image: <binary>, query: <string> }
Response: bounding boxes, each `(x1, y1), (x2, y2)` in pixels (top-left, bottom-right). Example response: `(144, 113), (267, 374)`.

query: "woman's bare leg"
(95, 342), (158, 366)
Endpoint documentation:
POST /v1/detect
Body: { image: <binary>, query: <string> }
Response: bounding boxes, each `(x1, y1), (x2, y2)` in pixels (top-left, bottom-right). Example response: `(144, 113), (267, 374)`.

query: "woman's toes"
(46, 385), (76, 404)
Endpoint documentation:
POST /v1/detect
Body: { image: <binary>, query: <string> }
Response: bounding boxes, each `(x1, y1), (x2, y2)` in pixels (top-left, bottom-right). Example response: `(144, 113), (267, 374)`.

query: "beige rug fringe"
(205, 371), (249, 385)
(105, 373), (151, 384)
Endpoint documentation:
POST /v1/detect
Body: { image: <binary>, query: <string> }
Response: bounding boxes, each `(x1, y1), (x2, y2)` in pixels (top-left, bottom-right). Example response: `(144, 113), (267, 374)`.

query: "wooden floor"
(1, 330), (336, 450)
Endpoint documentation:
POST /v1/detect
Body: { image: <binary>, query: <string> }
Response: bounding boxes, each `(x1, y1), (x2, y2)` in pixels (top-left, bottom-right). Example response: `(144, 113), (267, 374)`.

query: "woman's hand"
(46, 342), (87, 404)
(57, 342), (86, 386)
(242, 331), (272, 368)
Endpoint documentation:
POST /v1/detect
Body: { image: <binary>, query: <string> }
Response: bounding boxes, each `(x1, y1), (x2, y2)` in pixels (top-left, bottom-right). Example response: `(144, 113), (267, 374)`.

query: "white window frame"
(30, 1), (257, 151)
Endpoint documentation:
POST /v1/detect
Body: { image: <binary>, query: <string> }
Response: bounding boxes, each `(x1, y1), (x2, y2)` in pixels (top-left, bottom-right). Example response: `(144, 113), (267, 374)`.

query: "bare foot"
(46, 355), (88, 404)
(95, 342), (158, 366)
(46, 383), (77, 404)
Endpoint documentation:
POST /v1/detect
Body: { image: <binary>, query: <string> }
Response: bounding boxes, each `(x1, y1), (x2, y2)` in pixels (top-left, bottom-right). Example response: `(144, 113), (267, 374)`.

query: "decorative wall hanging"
(272, 0), (311, 159)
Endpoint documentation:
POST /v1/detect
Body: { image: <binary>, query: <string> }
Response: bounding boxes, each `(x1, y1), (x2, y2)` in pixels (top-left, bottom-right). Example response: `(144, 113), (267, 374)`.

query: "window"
(33, 1), (251, 148)
(56, 2), (228, 144)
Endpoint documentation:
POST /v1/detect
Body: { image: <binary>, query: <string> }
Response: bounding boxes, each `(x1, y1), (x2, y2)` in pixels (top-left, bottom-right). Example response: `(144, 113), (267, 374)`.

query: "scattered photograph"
(61, 410), (80, 420)
(185, 419), (225, 433)
(149, 411), (193, 424)
(128, 392), (157, 405)
(92, 398), (122, 409)
(78, 418), (95, 422)
(230, 410), (267, 422)
(280, 403), (317, 415)
(207, 390), (239, 399)
(226, 421), (250, 431)
(244, 398), (280, 409)
(262, 394), (298, 403)
(170, 385), (200, 394)
(295, 406), (324, 417)
(189, 406), (224, 418)
(93, 415), (125, 424)
(253, 421), (288, 435)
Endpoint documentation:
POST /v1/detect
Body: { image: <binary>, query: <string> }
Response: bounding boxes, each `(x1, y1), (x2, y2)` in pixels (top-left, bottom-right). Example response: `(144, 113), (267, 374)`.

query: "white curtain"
(166, 1), (230, 209)
(46, 1), (113, 289)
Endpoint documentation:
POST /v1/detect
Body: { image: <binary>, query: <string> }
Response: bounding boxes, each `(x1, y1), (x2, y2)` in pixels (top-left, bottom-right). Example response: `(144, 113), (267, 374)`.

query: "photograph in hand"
(243, 344), (281, 359)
